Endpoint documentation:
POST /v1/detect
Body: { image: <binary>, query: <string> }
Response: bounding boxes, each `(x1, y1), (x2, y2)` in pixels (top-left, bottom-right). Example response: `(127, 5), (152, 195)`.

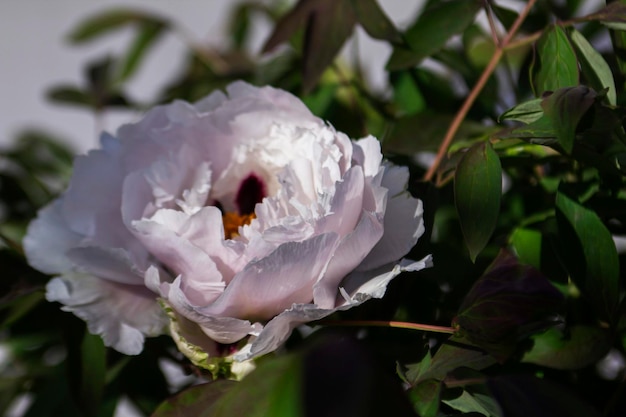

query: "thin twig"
(484, 1), (502, 47)
(320, 320), (456, 334)
(423, 0), (537, 182)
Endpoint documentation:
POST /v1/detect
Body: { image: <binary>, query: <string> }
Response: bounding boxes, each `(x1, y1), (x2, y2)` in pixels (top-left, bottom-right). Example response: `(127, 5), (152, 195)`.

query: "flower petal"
(201, 233), (339, 320)
(23, 199), (82, 275)
(47, 272), (167, 355)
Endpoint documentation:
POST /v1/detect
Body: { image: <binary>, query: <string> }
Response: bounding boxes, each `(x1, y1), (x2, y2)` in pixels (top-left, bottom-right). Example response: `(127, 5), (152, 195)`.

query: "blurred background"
(1, 0), (421, 154)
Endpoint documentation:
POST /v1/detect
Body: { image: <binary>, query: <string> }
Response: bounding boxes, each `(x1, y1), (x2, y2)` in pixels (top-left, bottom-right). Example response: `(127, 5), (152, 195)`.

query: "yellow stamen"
(222, 212), (256, 239)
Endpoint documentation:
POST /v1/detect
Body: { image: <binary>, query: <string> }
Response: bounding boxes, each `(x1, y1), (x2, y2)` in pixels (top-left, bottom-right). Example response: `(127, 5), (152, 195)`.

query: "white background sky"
(0, 0), (422, 154)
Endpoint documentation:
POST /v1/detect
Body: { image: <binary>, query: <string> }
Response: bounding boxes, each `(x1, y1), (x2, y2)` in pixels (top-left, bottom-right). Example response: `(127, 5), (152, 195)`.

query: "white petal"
(357, 166), (425, 271)
(23, 199), (82, 275)
(235, 256), (433, 361)
(47, 272), (167, 355)
(313, 211), (383, 309)
(67, 246), (145, 285)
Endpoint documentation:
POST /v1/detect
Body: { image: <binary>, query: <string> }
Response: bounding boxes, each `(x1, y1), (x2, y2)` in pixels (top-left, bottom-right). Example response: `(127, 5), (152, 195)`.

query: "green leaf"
(569, 29), (616, 105)
(453, 251), (564, 361)
(555, 189), (620, 320)
(541, 86), (597, 154)
(151, 381), (237, 417)
(206, 355), (303, 417)
(47, 86), (95, 108)
(405, 336), (496, 385)
(409, 380), (442, 417)
(454, 141), (502, 261)
(390, 71), (426, 115)
(532, 25), (579, 95)
(499, 98), (543, 124)
(68, 9), (166, 43)
(509, 227), (542, 269)
(117, 21), (166, 82)
(522, 325), (611, 370)
(350, 0), (402, 43)
(80, 332), (106, 417)
(443, 387), (502, 417)
(386, 0), (482, 70)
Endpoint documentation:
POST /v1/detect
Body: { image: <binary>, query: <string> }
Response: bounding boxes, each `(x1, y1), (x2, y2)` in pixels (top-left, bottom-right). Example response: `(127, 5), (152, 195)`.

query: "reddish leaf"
(453, 251), (564, 361)
(263, 0), (356, 92)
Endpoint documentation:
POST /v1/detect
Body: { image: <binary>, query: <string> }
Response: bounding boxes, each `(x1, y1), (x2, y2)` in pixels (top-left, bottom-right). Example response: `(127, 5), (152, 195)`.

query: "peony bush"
(24, 81), (429, 362)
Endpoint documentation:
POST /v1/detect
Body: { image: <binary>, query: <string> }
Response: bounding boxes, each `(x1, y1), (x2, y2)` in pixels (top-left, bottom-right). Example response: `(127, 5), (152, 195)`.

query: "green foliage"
(5, 0), (626, 416)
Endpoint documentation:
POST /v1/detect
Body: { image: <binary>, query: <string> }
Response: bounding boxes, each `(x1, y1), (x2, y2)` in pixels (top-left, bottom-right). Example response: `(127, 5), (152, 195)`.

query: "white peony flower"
(24, 82), (430, 360)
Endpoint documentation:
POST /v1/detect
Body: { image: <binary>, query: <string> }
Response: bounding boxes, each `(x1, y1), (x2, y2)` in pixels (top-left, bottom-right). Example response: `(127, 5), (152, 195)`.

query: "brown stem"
(320, 320), (456, 334)
(423, 0), (537, 182)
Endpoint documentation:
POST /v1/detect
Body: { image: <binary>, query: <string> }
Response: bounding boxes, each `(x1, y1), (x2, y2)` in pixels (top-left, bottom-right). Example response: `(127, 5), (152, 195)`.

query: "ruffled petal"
(201, 233), (339, 320)
(235, 256), (432, 361)
(46, 272), (167, 355)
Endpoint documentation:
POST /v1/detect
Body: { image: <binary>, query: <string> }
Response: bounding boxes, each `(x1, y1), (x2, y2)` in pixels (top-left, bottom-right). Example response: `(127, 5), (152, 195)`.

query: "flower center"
(222, 212), (256, 239)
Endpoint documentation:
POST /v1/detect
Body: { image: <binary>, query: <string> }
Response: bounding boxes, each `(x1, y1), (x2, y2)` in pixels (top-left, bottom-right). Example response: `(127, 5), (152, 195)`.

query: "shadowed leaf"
(263, 0), (356, 93)
(405, 336), (496, 385)
(570, 29), (616, 105)
(68, 9), (167, 43)
(555, 188), (620, 321)
(541, 86), (597, 154)
(387, 0), (481, 70)
(350, 0), (401, 43)
(151, 381), (237, 417)
(454, 141), (502, 261)
(453, 251), (564, 361)
(487, 375), (601, 417)
(522, 325), (611, 370)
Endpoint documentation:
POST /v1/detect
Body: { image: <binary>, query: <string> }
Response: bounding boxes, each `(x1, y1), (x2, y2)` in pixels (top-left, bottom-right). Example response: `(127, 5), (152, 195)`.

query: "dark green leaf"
(387, 0), (482, 70)
(47, 86), (95, 108)
(499, 114), (557, 142)
(205, 355), (302, 417)
(487, 375), (601, 417)
(555, 189), (620, 320)
(541, 86), (597, 153)
(522, 325), (611, 370)
(151, 380), (237, 417)
(68, 9), (167, 43)
(569, 29), (616, 105)
(117, 21), (166, 82)
(263, 0), (356, 93)
(405, 336), (496, 385)
(454, 141), (502, 261)
(499, 98), (543, 124)
(453, 251), (564, 361)
(80, 332), (106, 417)
(390, 71), (426, 115)
(533, 25), (579, 95)
(350, 0), (402, 43)
(442, 386), (502, 417)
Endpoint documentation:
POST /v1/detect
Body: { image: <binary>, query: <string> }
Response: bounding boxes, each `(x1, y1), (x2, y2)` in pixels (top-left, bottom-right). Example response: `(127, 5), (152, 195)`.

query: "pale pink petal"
(357, 166), (425, 271)
(313, 211), (383, 309)
(201, 233), (339, 320)
(23, 199), (82, 275)
(67, 246), (145, 285)
(46, 272), (167, 355)
(235, 256), (432, 361)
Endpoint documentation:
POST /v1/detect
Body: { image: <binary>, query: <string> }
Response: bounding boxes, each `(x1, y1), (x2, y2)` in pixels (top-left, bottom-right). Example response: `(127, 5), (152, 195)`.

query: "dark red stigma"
(236, 174), (266, 215)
